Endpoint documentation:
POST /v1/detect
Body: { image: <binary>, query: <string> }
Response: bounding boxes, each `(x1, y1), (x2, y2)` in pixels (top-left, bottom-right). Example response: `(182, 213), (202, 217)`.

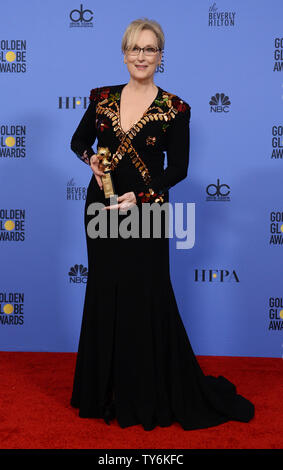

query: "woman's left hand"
(102, 191), (137, 211)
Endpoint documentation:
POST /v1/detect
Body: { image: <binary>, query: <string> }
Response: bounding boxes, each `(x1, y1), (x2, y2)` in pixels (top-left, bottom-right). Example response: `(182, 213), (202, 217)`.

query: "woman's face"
(124, 29), (162, 82)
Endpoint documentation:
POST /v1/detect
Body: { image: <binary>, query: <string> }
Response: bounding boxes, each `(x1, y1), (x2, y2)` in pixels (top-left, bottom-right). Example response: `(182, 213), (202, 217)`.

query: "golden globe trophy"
(96, 146), (117, 203)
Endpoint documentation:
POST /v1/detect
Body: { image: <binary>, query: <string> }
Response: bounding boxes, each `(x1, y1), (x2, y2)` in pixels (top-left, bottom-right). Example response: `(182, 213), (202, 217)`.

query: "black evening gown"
(70, 83), (254, 430)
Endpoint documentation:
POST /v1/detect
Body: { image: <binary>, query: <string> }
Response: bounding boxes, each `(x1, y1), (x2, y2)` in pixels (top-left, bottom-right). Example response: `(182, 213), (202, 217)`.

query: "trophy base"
(102, 172), (116, 202)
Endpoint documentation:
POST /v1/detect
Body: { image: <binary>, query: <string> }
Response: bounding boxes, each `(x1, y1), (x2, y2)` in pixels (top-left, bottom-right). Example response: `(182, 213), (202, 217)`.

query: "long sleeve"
(70, 92), (98, 165)
(132, 102), (191, 203)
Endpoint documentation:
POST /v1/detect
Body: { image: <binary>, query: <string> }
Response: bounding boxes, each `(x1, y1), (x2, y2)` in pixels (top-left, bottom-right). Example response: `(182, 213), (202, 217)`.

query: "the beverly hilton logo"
(208, 3), (236, 27)
(67, 178), (87, 200)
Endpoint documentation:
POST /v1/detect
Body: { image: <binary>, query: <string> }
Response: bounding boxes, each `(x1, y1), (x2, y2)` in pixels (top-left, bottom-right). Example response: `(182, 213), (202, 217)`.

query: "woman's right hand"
(89, 154), (104, 190)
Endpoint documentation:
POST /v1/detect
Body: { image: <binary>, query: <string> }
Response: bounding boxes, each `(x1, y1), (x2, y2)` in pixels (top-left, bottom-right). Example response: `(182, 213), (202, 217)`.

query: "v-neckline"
(117, 83), (161, 135)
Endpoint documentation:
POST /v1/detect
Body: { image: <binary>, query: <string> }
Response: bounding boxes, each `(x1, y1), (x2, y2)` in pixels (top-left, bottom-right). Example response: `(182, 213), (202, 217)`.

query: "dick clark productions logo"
(69, 4), (93, 28)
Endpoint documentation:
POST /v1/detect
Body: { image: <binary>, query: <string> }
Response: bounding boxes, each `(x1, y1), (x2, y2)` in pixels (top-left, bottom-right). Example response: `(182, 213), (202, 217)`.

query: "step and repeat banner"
(0, 1), (282, 356)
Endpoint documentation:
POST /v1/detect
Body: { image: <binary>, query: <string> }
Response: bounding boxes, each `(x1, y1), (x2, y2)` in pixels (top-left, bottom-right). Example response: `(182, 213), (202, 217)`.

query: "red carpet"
(0, 352), (282, 449)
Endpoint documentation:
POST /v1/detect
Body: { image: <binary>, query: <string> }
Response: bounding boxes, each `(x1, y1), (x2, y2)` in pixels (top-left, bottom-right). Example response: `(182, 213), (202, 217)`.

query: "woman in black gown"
(70, 18), (254, 431)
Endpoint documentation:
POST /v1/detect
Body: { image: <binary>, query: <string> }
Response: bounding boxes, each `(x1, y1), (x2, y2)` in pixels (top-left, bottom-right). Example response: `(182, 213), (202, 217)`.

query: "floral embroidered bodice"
(71, 83), (191, 204)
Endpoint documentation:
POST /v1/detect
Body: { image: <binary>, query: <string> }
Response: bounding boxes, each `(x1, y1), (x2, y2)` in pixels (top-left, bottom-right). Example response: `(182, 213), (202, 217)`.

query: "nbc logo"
(68, 264), (88, 283)
(209, 93), (231, 112)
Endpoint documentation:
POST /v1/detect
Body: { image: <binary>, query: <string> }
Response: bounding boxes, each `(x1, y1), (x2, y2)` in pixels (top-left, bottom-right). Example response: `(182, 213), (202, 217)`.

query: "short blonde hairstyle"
(121, 18), (165, 54)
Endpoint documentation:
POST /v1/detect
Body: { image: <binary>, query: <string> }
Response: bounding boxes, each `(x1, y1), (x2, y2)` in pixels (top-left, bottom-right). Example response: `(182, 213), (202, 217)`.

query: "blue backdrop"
(0, 0), (282, 357)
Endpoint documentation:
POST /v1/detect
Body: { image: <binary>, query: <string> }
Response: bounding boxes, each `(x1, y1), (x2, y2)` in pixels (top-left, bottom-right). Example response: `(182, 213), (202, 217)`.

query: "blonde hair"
(121, 18), (165, 54)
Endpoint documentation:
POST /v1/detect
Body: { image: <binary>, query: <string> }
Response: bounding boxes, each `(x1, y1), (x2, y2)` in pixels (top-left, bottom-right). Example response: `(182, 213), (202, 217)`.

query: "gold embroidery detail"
(146, 136), (156, 146)
(95, 91), (179, 187)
